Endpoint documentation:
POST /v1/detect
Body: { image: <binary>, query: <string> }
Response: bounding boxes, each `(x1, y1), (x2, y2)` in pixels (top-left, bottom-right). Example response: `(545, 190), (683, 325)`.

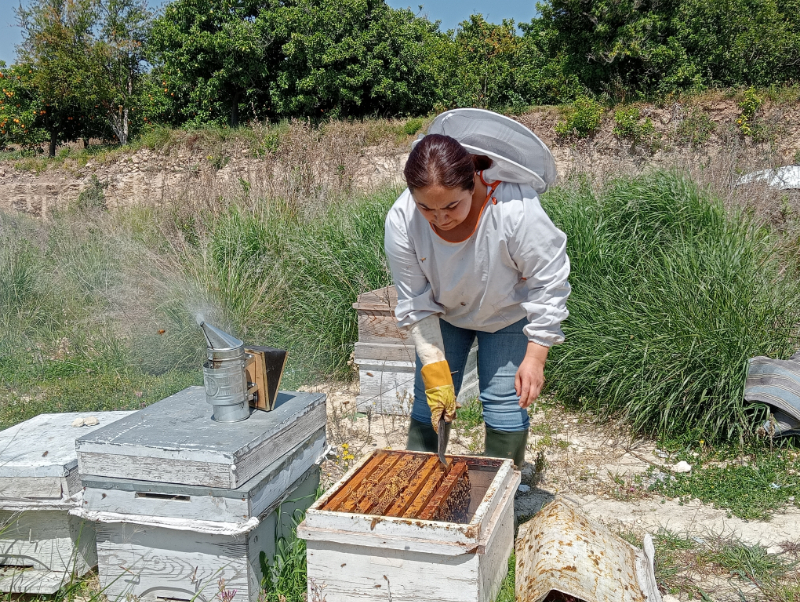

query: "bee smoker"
(200, 322), (251, 422)
(199, 322), (289, 423)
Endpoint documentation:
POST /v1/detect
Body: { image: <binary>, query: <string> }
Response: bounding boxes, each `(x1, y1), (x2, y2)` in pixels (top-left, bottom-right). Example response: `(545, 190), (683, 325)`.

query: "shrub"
(543, 172), (800, 442)
(75, 175), (108, 210)
(675, 109), (716, 147)
(736, 87), (764, 137)
(555, 97), (604, 138)
(612, 106), (657, 146)
(402, 118), (424, 136)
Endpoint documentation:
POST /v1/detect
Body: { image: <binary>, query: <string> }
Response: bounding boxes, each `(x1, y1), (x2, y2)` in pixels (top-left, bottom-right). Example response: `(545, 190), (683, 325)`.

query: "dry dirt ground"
(306, 383), (800, 602)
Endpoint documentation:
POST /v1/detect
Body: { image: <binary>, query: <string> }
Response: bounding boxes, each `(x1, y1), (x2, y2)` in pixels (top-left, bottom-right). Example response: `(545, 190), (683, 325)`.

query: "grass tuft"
(650, 449), (800, 520)
(543, 171), (800, 442)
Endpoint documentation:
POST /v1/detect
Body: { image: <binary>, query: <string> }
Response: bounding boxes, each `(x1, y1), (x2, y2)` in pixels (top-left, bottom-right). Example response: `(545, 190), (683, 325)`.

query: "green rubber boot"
(484, 427), (528, 469)
(406, 417), (438, 453)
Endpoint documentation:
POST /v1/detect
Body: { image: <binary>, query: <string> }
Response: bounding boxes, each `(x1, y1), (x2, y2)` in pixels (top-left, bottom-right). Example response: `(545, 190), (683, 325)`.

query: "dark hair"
(404, 134), (493, 192)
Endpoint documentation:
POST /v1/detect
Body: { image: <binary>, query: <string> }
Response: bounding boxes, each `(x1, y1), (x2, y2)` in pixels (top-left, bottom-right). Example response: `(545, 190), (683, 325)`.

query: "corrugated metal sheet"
(515, 499), (661, 602)
(745, 351), (800, 436)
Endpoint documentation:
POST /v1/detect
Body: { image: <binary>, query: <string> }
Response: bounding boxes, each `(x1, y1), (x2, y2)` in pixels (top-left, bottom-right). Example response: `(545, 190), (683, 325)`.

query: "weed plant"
(650, 449), (800, 520)
(613, 106), (657, 146)
(543, 171), (800, 442)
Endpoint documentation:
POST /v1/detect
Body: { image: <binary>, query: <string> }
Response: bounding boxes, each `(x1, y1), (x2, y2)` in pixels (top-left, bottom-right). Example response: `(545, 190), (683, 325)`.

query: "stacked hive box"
(0, 411), (134, 594)
(354, 286), (478, 414)
(299, 450), (519, 602)
(75, 386), (327, 602)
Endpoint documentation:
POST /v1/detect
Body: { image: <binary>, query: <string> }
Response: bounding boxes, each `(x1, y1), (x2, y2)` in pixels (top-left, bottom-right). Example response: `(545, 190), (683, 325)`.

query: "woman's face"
(412, 184), (474, 231)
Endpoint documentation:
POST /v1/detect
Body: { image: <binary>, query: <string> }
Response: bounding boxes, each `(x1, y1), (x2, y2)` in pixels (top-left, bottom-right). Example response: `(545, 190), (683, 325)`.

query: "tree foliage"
(4, 0), (800, 152)
(93, 0), (153, 144)
(148, 0), (273, 127)
(14, 0), (101, 155)
(264, 0), (442, 118)
(537, 0), (800, 99)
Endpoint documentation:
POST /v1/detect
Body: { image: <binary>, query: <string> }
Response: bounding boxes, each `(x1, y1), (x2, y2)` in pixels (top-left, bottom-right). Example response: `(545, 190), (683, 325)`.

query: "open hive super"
(299, 451), (520, 602)
(322, 450), (473, 523)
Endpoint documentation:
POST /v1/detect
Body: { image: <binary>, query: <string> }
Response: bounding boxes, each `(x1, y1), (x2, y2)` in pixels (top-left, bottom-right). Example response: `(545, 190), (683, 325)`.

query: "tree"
(533, 0), (800, 98)
(264, 0), (442, 118)
(0, 62), (47, 149)
(15, 0), (100, 155)
(93, 0), (153, 144)
(148, 0), (275, 127)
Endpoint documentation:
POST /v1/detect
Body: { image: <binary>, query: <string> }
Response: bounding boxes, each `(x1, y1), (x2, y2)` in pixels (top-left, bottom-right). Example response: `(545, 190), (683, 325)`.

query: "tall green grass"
(0, 187), (395, 429)
(2, 171), (798, 443)
(543, 172), (800, 442)
(206, 190), (395, 381)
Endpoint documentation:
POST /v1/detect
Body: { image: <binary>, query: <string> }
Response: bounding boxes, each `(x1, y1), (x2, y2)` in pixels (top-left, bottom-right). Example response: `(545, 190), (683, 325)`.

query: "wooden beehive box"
(354, 286), (478, 414)
(76, 386), (326, 488)
(298, 450), (519, 602)
(90, 465), (320, 602)
(0, 411), (134, 594)
(80, 427), (326, 523)
(75, 387), (327, 602)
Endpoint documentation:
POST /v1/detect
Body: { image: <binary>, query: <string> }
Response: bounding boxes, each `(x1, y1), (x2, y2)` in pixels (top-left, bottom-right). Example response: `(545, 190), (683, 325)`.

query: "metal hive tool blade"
(437, 418), (450, 467)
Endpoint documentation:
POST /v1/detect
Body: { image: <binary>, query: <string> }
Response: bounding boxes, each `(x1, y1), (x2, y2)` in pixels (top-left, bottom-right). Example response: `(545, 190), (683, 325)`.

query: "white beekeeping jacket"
(384, 180), (571, 347)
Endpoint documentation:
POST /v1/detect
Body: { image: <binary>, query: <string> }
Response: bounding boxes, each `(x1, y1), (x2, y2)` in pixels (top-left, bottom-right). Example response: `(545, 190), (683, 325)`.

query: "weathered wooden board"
(301, 460), (517, 602)
(0, 568), (74, 595)
(77, 387), (326, 488)
(0, 510), (96, 593)
(82, 427), (326, 522)
(354, 342), (416, 363)
(0, 411), (134, 500)
(356, 313), (409, 345)
(96, 467), (319, 602)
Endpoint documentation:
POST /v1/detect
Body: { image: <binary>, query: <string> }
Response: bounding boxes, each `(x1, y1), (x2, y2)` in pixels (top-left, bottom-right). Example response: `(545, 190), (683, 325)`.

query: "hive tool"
(438, 417), (451, 467)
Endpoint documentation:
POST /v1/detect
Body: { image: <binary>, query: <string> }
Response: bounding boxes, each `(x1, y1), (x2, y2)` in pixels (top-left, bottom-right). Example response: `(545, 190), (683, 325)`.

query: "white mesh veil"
(412, 108), (557, 193)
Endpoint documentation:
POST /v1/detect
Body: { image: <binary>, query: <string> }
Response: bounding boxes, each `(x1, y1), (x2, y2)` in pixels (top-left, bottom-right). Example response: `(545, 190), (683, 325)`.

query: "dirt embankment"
(1, 97), (799, 218)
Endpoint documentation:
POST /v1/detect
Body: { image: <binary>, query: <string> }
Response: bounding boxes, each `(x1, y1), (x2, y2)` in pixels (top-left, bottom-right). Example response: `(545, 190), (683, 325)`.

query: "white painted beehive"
(74, 387), (328, 602)
(0, 411), (134, 594)
(298, 451), (519, 602)
(87, 465), (320, 602)
(76, 387), (327, 488)
(354, 286), (478, 414)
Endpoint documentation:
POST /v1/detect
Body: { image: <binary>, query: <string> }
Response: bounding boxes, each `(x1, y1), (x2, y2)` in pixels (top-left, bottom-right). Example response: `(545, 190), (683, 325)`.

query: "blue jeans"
(411, 318), (530, 432)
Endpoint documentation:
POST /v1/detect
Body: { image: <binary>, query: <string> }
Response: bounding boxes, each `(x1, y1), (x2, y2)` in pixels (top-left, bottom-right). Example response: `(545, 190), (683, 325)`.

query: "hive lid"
(80, 427), (326, 523)
(0, 411), (136, 479)
(0, 411), (135, 501)
(76, 386), (326, 489)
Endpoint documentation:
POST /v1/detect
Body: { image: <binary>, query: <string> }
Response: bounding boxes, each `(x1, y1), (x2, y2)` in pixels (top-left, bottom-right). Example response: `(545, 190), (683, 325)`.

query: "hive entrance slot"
(157, 597), (192, 602)
(0, 562), (35, 569)
(135, 492), (191, 502)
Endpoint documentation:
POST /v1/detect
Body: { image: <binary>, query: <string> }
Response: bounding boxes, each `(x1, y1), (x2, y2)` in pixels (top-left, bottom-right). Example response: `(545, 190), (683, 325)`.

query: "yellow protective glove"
(420, 360), (457, 433)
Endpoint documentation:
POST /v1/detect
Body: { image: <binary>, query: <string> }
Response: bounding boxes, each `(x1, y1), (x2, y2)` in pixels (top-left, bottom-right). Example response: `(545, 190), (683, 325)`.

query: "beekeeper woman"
(384, 109), (570, 468)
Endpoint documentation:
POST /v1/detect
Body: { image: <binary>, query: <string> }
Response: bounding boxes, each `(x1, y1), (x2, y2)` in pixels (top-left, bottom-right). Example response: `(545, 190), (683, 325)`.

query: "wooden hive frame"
(321, 451), (472, 523)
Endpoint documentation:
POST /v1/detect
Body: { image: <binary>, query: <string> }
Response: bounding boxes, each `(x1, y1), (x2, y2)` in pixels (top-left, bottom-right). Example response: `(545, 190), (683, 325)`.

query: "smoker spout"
(200, 321), (244, 352)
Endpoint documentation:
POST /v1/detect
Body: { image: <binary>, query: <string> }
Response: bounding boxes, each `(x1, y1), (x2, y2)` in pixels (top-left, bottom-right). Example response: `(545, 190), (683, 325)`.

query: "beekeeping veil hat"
(412, 108), (557, 193)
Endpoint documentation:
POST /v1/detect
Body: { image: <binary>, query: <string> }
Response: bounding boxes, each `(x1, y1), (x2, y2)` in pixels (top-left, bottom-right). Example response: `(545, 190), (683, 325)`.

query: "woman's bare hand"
(515, 342), (549, 408)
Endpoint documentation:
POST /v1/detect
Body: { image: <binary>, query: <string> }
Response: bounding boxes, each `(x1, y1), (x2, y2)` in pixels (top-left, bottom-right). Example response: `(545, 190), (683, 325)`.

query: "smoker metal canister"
(200, 322), (251, 422)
